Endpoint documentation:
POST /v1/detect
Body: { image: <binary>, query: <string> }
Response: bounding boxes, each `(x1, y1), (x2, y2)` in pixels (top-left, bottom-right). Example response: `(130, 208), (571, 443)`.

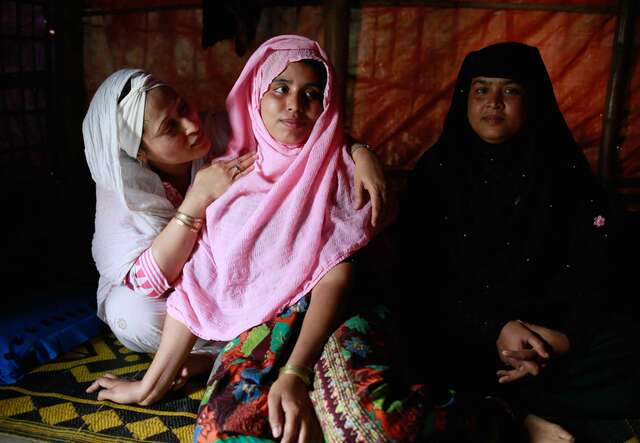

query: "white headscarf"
(82, 69), (206, 319)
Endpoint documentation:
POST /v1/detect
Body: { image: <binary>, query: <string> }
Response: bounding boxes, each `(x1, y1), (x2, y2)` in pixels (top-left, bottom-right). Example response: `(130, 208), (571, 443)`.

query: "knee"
(104, 287), (165, 353)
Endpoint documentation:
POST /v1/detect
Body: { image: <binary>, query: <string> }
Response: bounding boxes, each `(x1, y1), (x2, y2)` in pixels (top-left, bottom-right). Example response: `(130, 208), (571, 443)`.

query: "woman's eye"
(305, 89), (322, 101)
(166, 120), (178, 134)
(505, 87), (522, 96)
(474, 87), (487, 95)
(273, 85), (288, 94)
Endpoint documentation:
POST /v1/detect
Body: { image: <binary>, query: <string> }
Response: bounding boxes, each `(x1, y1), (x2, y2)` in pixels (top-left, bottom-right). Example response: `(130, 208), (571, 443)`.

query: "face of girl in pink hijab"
(259, 61), (325, 145)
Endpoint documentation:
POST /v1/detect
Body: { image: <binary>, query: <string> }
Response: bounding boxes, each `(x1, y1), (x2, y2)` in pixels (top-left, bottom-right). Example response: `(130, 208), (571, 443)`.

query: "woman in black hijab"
(395, 42), (640, 442)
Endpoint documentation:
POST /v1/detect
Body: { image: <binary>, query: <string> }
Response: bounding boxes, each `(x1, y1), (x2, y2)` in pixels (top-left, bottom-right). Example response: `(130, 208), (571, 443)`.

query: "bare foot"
(525, 414), (574, 443)
(172, 353), (215, 391)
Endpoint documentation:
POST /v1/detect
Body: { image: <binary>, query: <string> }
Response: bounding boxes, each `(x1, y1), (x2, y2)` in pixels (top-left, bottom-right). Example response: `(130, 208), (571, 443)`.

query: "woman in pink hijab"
(84, 59), (384, 389)
(88, 35), (377, 440)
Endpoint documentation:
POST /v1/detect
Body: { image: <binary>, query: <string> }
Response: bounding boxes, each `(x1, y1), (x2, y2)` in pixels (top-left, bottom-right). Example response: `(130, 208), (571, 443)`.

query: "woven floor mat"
(0, 331), (204, 442)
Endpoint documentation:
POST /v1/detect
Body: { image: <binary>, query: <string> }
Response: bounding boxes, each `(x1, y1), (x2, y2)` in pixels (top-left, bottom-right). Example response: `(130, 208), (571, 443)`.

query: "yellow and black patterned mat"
(0, 331), (204, 442)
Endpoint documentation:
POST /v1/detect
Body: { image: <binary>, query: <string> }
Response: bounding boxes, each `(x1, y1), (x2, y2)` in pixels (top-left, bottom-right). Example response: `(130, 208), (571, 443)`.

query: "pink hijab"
(166, 35), (372, 340)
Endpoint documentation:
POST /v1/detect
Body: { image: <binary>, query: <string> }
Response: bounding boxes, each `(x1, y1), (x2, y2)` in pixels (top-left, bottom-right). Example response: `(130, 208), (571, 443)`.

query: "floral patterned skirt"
(193, 297), (434, 443)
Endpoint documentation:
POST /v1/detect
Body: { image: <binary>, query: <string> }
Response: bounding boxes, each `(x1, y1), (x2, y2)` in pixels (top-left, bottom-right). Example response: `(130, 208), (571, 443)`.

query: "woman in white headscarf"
(82, 68), (386, 382)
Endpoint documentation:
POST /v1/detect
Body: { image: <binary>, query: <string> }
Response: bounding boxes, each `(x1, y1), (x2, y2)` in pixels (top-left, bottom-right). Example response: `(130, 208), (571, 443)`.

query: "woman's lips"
(191, 133), (205, 148)
(279, 118), (307, 129)
(482, 115), (506, 124)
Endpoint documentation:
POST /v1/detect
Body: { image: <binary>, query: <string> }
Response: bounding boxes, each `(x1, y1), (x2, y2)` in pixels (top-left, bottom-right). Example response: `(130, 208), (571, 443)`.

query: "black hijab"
(400, 42), (619, 351)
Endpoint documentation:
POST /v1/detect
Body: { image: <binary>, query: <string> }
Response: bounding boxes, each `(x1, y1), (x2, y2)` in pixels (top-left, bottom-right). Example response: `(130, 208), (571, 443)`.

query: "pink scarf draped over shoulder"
(167, 35), (372, 340)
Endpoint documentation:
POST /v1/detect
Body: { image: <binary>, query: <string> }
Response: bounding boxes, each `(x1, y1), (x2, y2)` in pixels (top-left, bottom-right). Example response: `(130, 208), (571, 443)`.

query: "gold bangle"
(174, 216), (199, 233)
(175, 211), (203, 226)
(350, 143), (371, 156)
(175, 210), (203, 223)
(175, 212), (203, 231)
(279, 364), (314, 389)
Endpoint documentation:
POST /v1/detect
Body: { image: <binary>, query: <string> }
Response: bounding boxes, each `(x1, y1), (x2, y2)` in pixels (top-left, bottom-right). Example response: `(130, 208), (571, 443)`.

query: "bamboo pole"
(598, 0), (635, 184)
(54, 0), (84, 180)
(323, 0), (351, 109)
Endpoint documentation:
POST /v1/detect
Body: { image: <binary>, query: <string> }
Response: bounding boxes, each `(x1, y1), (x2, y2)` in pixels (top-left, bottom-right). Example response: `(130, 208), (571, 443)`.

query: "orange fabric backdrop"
(82, 1), (639, 181)
(350, 6), (626, 173)
(83, 4), (323, 114)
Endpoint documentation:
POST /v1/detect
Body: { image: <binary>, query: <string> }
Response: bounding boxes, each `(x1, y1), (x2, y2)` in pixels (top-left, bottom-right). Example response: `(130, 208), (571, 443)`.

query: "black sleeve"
(544, 188), (623, 352)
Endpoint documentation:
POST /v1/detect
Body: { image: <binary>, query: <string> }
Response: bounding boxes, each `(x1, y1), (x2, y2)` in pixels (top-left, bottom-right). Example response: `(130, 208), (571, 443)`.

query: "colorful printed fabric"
(193, 298), (429, 443)
(311, 306), (426, 442)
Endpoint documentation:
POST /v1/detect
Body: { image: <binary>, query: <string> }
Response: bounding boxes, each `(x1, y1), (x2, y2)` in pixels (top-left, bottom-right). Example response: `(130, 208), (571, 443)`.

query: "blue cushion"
(0, 288), (103, 384)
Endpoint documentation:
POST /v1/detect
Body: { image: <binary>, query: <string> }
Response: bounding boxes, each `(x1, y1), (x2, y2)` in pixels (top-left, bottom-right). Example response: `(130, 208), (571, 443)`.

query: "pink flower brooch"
(593, 215), (606, 228)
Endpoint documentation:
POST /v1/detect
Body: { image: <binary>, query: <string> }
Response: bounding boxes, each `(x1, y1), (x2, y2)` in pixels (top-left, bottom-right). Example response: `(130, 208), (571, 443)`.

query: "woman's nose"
(182, 115), (199, 134)
(487, 90), (504, 109)
(286, 93), (302, 112)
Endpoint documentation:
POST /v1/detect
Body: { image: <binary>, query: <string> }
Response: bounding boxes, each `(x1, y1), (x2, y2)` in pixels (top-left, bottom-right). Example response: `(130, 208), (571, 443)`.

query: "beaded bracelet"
(278, 364), (314, 389)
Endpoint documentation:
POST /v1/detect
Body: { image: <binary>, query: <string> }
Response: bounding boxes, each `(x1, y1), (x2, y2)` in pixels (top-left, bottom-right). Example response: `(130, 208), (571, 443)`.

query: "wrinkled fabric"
(167, 35), (372, 340)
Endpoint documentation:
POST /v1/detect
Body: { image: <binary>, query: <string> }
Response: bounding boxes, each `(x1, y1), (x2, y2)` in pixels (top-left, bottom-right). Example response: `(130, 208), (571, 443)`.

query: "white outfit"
(82, 68), (229, 352)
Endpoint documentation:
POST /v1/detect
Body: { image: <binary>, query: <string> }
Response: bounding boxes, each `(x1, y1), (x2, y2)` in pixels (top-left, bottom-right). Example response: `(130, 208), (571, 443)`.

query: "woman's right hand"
(268, 374), (322, 443)
(86, 373), (150, 405)
(189, 152), (256, 207)
(516, 322), (570, 356)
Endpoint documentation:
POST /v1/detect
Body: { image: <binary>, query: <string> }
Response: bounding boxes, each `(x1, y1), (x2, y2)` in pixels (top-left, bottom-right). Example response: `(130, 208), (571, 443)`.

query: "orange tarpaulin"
(82, 1), (639, 180)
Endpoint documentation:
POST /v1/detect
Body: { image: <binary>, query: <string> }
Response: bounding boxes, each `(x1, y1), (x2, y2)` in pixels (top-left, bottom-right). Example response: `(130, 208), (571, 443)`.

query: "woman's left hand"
(518, 322), (570, 356)
(351, 146), (387, 228)
(268, 374), (322, 443)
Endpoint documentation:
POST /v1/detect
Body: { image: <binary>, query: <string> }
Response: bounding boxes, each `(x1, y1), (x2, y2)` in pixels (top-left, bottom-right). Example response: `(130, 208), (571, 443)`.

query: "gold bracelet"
(175, 212), (203, 231)
(279, 364), (314, 389)
(350, 143), (371, 155)
(175, 210), (202, 223)
(175, 211), (203, 227)
(174, 216), (200, 233)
